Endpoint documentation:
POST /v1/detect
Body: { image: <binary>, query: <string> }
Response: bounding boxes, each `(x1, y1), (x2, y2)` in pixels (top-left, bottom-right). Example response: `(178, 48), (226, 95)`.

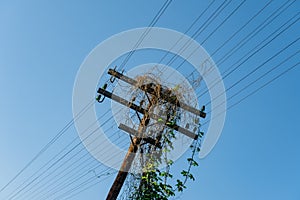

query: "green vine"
(129, 107), (204, 200)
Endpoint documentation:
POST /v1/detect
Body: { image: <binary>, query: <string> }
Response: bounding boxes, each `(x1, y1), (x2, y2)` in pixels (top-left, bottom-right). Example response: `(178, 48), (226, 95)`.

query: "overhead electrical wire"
(59, 1), (298, 198)
(144, 0), (233, 81)
(166, 0), (231, 67)
(176, 0), (296, 81)
(210, 0), (273, 57)
(36, 129), (129, 200)
(34, 1), (231, 198)
(61, 173), (115, 200)
(44, 57), (300, 199)
(217, 0), (296, 67)
(50, 157), (125, 200)
(21, 1), (223, 198)
(161, 0), (247, 79)
(4, 0), (299, 199)
(4, 108), (111, 200)
(179, 0), (274, 88)
(26, 128), (127, 200)
(18, 129), (120, 200)
(206, 36), (300, 106)
(8, 106), (124, 200)
(156, 0), (216, 65)
(2, 0), (173, 198)
(10, 85), (158, 199)
(197, 10), (300, 99)
(206, 50), (300, 113)
(202, 60), (300, 127)
(200, 0), (246, 45)
(118, 0), (173, 71)
(39, 140), (128, 200)
(0, 98), (95, 194)
(37, 1), (286, 197)
(55, 31), (300, 200)
(169, 0), (294, 89)
(7, 102), (128, 199)
(147, 0), (274, 104)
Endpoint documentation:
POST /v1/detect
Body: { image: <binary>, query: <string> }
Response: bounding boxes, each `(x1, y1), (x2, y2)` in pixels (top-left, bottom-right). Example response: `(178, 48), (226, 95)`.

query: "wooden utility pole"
(106, 90), (157, 200)
(96, 68), (206, 200)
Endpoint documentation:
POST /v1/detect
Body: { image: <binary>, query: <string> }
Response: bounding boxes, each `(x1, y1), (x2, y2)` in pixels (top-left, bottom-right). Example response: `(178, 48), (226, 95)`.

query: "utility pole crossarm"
(108, 69), (206, 118)
(118, 123), (162, 149)
(97, 88), (199, 140)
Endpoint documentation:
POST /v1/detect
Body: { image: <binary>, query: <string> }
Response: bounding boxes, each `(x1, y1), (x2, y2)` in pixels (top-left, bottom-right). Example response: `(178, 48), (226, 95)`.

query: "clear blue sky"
(0, 0), (299, 200)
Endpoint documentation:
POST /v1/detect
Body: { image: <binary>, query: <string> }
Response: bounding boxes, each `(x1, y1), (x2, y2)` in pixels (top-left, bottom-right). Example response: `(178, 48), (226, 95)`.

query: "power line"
(12, 3), (232, 195)
(7, 106), (122, 200)
(175, 0), (294, 95)
(61, 1), (299, 198)
(206, 36), (300, 106)
(4, 108), (111, 200)
(147, 0), (236, 82)
(202, 61), (300, 127)
(207, 50), (299, 113)
(227, 62), (299, 111)
(118, 0), (173, 71)
(171, 0), (246, 70)
(26, 125), (126, 200)
(166, 0), (231, 67)
(0, 99), (95, 194)
(62, 173), (115, 200)
(201, 0), (246, 46)
(1, 1), (174, 196)
(20, 129), (121, 200)
(153, 0), (288, 111)
(9, 103), (130, 200)
(38, 137), (128, 200)
(217, 0), (296, 66)
(210, 0), (273, 57)
(9, 2), (217, 197)
(179, 0), (272, 90)
(197, 8), (300, 99)
(156, 0), (216, 65)
(36, 138), (128, 200)
(48, 57), (299, 200)
(4, 1), (298, 198)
